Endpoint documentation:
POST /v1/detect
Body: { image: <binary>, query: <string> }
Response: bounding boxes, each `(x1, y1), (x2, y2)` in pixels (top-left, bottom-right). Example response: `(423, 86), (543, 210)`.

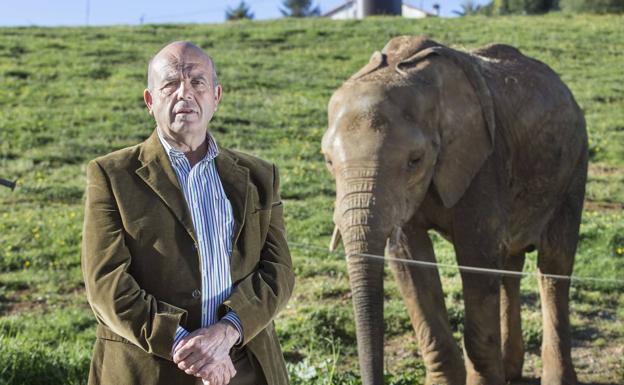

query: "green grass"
(1, 13), (623, 384)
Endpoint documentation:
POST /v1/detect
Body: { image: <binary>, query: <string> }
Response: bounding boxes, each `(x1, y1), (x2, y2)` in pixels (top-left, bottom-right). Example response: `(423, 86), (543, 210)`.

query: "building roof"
(323, 0), (355, 17)
(402, 1), (437, 16)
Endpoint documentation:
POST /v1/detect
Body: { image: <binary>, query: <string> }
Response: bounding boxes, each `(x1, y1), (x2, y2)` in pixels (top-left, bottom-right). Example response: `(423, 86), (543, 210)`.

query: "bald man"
(82, 41), (294, 385)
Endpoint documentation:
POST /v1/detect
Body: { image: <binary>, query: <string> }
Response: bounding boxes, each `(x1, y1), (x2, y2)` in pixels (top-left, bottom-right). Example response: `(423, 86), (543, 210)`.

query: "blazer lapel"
(135, 131), (198, 244)
(215, 149), (249, 279)
(215, 149), (249, 244)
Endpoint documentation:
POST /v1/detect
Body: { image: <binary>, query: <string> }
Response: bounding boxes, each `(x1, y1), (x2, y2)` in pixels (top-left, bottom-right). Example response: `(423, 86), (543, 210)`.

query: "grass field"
(1, 13), (623, 385)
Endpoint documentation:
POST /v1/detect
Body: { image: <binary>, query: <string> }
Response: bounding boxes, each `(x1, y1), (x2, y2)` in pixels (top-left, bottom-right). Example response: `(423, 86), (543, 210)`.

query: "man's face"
(144, 46), (221, 139)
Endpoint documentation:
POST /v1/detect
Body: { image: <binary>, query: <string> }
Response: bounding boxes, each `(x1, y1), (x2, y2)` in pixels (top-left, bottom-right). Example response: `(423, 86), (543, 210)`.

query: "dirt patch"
(385, 333), (420, 369)
(584, 200), (624, 212)
(523, 343), (623, 384)
(0, 286), (87, 316)
(382, 330), (623, 384)
(589, 164), (622, 177)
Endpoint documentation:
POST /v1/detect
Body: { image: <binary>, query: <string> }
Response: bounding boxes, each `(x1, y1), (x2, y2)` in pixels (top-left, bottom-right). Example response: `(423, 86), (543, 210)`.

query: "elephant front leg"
(386, 225), (465, 385)
(455, 238), (506, 385)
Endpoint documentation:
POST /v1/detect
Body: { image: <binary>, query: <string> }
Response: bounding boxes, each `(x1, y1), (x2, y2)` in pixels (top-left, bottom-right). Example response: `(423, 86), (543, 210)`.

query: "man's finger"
(225, 359), (236, 382)
(198, 362), (220, 379)
(173, 338), (198, 363)
(216, 364), (228, 385)
(173, 336), (190, 354)
(182, 356), (209, 375)
(223, 366), (234, 385)
(192, 362), (209, 378)
(209, 369), (222, 385)
(217, 359), (234, 385)
(228, 361), (236, 379)
(177, 351), (203, 371)
(206, 370), (220, 385)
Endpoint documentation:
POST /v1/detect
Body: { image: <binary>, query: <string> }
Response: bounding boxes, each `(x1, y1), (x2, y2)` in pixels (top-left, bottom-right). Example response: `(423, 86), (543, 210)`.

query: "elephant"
(321, 36), (587, 385)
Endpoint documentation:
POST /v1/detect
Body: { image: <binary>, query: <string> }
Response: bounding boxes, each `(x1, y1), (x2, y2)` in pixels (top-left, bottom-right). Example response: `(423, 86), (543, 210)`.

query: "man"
(81, 41), (294, 385)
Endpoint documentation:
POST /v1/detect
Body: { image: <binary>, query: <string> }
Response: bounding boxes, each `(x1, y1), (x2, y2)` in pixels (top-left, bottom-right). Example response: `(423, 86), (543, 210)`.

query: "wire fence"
(288, 241), (624, 286)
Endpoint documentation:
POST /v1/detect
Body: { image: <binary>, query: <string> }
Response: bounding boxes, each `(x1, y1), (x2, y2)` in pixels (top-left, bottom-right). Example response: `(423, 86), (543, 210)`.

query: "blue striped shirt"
(156, 129), (243, 350)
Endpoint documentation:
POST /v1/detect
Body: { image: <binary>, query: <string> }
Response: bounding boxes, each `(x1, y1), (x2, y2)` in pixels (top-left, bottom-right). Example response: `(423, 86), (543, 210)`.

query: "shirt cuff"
(221, 311), (244, 346)
(172, 325), (190, 354)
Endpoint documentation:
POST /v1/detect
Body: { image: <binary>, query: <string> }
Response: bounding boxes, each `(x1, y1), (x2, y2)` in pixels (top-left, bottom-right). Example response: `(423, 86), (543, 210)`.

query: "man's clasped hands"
(173, 321), (241, 385)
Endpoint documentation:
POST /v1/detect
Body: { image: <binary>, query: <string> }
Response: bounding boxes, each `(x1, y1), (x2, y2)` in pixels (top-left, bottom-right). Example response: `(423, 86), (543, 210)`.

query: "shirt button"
(191, 289), (201, 299)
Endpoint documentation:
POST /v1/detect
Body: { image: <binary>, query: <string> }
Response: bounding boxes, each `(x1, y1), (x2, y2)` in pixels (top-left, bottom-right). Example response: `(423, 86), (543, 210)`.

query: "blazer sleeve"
(219, 164), (295, 344)
(81, 159), (187, 360)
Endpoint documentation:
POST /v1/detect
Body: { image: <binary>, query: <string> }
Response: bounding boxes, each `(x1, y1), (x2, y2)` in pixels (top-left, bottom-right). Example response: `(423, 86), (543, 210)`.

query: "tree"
(560, 0), (624, 13)
(280, 0), (321, 17)
(491, 0), (509, 14)
(453, 0), (484, 16)
(492, 0), (558, 14)
(226, 1), (254, 20)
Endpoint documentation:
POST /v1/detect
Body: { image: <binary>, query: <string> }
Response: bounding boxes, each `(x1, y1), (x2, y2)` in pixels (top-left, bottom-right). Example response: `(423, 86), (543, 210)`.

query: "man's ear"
(143, 89), (153, 115)
(214, 84), (222, 106)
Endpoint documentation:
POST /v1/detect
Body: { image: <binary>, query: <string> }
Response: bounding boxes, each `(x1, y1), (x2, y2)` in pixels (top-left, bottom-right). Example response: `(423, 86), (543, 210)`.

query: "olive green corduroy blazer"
(81, 131), (294, 385)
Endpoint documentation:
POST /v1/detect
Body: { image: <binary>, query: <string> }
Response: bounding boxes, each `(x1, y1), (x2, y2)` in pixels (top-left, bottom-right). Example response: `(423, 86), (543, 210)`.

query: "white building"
(323, 1), (435, 20)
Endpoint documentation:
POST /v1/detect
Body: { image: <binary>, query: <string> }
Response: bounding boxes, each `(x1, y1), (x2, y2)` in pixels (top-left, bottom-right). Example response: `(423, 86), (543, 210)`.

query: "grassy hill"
(1, 14), (623, 384)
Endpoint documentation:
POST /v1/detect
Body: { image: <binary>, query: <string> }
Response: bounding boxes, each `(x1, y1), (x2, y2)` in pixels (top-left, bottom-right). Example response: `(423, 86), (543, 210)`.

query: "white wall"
(327, 2), (429, 20)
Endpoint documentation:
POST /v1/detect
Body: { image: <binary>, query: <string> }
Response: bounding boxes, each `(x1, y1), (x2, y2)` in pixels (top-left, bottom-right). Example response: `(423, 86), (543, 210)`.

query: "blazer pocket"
(252, 206), (272, 229)
(252, 206), (271, 214)
(96, 325), (133, 344)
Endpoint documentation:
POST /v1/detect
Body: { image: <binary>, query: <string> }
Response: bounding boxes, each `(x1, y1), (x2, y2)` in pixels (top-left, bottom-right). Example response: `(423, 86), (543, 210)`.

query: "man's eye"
(163, 82), (177, 89)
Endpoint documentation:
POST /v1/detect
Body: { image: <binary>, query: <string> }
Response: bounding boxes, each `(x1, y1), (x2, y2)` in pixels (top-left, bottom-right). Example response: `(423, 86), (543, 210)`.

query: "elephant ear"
(397, 46), (496, 208)
(349, 51), (386, 81)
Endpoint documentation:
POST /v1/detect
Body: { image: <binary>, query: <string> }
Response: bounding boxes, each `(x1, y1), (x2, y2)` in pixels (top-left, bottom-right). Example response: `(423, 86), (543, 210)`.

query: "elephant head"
(321, 36), (495, 385)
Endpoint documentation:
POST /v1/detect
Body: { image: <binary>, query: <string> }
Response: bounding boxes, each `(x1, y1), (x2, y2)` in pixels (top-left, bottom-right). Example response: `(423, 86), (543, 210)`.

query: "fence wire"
(288, 241), (624, 286)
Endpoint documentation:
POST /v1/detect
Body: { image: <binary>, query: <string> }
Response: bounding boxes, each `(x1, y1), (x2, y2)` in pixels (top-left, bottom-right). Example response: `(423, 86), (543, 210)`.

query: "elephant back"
(348, 35), (443, 82)
(381, 35), (442, 68)
(471, 43), (523, 62)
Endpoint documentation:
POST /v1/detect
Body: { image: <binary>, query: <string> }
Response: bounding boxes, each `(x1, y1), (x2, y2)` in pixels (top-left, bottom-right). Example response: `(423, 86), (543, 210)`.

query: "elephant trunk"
(338, 182), (393, 385)
(344, 234), (385, 385)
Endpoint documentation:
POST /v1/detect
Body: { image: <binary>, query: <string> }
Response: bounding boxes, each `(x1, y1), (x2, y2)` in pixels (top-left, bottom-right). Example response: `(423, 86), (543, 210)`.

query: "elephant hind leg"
(537, 194), (583, 385)
(500, 253), (526, 382)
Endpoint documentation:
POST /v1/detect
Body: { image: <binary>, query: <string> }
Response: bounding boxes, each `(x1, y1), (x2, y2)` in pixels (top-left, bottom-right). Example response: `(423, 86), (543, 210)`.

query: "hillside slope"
(0, 14), (623, 384)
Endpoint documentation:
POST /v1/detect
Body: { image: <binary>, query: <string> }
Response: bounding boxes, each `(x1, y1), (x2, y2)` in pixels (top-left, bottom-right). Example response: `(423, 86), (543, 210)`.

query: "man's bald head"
(147, 41), (218, 91)
(143, 40), (223, 144)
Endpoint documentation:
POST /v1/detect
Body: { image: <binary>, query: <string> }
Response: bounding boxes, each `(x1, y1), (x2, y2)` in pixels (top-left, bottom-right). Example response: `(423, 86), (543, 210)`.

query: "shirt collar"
(156, 127), (220, 163)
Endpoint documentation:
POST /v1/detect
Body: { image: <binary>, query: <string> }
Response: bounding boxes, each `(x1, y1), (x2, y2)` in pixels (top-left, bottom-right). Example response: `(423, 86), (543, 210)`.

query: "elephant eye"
(324, 156), (335, 174)
(408, 157), (421, 168)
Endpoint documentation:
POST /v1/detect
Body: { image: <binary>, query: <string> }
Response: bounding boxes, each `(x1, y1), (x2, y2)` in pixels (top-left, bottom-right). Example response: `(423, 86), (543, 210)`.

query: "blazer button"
(192, 289), (201, 299)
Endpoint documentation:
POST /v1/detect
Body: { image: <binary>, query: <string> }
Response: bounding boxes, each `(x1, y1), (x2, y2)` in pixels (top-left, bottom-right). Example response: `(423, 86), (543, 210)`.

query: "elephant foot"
(424, 369), (465, 385)
(466, 372), (505, 385)
(540, 366), (577, 385)
(503, 356), (523, 382)
(541, 344), (576, 385)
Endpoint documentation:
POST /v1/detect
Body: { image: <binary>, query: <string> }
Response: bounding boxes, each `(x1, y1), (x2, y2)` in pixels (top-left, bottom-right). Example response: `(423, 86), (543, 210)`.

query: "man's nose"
(175, 80), (192, 100)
